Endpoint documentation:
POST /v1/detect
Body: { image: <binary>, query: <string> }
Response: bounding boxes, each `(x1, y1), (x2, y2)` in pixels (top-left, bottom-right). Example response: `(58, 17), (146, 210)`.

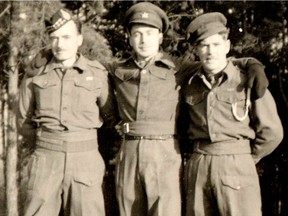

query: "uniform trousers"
(23, 141), (105, 216)
(115, 138), (182, 216)
(184, 151), (262, 216)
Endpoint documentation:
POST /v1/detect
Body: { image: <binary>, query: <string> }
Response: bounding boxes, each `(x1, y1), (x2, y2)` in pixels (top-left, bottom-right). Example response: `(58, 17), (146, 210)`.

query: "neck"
(203, 59), (228, 75)
(137, 52), (158, 64)
(58, 55), (78, 68)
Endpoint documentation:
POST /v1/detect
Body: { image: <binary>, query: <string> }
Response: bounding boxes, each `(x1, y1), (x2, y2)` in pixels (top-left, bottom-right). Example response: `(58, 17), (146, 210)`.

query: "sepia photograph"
(0, 0), (287, 216)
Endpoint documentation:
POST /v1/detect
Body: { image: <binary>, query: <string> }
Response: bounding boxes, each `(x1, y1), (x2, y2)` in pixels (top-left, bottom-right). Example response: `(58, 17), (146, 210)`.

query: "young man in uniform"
(182, 12), (283, 216)
(17, 9), (117, 216)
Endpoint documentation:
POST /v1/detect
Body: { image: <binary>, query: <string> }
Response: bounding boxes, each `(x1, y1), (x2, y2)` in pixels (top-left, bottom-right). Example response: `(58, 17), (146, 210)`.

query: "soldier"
(181, 12), (283, 216)
(17, 9), (117, 216)
(109, 3), (269, 216)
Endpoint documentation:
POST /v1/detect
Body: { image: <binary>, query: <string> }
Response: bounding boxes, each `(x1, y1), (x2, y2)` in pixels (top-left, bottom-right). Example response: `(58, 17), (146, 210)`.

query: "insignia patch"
(86, 76), (94, 81)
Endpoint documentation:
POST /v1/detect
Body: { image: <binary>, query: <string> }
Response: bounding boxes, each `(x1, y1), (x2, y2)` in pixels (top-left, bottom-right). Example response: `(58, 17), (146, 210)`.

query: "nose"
(56, 38), (64, 48)
(207, 44), (216, 54)
(140, 34), (147, 44)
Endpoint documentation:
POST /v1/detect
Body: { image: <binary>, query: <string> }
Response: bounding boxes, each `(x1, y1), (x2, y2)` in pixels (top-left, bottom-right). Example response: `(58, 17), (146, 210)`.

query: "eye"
(63, 35), (71, 39)
(132, 32), (141, 37)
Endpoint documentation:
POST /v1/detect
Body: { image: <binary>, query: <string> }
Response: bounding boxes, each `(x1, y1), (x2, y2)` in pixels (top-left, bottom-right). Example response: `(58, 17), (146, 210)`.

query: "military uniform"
(182, 12), (283, 216)
(109, 3), (183, 216)
(17, 9), (117, 216)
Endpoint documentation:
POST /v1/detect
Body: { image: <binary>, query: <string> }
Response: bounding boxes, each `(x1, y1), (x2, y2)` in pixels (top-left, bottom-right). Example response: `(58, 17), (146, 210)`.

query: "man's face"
(49, 20), (83, 62)
(195, 34), (230, 74)
(129, 24), (163, 61)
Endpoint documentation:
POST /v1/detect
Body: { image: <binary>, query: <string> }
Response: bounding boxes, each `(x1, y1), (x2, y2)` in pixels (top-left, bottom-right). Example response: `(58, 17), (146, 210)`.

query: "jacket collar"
(43, 53), (88, 73)
(127, 52), (175, 69)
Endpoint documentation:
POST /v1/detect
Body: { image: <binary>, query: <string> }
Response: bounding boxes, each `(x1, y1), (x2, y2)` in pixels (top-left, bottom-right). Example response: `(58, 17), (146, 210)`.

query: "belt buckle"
(123, 123), (130, 134)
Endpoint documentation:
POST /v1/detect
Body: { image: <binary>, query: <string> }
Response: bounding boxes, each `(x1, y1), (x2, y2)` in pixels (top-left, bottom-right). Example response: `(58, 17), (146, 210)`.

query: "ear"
(77, 34), (83, 47)
(194, 45), (200, 57)
(125, 31), (133, 47)
(225, 39), (231, 55)
(158, 32), (163, 45)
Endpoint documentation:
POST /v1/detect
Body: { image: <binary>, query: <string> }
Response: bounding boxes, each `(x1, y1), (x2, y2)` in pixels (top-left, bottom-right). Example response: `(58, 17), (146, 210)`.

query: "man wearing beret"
(181, 12), (283, 216)
(17, 9), (118, 215)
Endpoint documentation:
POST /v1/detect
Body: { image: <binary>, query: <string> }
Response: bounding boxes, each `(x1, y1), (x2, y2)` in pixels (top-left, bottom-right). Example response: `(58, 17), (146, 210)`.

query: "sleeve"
(250, 90), (283, 163)
(176, 60), (201, 87)
(97, 67), (120, 128)
(17, 75), (37, 143)
(230, 57), (269, 99)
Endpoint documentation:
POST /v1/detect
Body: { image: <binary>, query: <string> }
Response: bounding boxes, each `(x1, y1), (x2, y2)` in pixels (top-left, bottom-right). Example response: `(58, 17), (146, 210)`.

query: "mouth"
(55, 49), (66, 53)
(206, 57), (217, 62)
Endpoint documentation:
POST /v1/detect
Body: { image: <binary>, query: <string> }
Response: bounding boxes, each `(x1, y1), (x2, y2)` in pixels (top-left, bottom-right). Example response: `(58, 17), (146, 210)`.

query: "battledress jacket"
(108, 52), (183, 136)
(180, 60), (283, 162)
(18, 54), (118, 140)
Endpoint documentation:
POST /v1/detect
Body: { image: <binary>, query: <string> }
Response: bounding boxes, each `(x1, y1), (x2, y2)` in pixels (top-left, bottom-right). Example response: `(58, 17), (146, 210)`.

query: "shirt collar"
(131, 52), (175, 69)
(191, 60), (237, 84)
(43, 53), (88, 73)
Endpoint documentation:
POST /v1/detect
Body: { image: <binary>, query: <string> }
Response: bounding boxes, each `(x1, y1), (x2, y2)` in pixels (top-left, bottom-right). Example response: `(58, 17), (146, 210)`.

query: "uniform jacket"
(181, 60), (283, 162)
(18, 54), (118, 139)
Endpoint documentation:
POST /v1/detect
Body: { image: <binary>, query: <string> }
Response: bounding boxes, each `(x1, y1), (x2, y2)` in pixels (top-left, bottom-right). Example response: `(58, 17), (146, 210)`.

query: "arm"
(250, 90), (283, 163)
(97, 67), (120, 128)
(230, 57), (269, 100)
(17, 75), (37, 144)
(176, 60), (201, 87)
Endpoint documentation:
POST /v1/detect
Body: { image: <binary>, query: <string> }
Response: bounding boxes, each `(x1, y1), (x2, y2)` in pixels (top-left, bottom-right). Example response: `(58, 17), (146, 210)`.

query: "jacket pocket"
(216, 91), (248, 120)
(32, 74), (59, 111)
(216, 91), (246, 104)
(74, 76), (101, 92)
(73, 77), (101, 112)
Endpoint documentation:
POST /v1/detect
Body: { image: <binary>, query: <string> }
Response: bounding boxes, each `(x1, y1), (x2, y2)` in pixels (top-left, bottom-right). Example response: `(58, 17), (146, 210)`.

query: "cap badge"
(51, 9), (72, 31)
(141, 12), (149, 18)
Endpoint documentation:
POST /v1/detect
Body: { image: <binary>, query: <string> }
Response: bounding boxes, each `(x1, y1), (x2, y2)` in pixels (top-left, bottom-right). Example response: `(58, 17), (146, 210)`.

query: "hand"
(115, 122), (124, 136)
(230, 57), (269, 100)
(246, 60), (269, 99)
(33, 49), (53, 68)
(26, 49), (53, 77)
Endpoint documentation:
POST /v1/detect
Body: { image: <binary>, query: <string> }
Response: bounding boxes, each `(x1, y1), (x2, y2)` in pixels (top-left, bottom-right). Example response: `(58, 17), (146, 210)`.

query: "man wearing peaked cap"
(181, 12), (283, 216)
(18, 8), (118, 216)
(109, 2), (183, 216)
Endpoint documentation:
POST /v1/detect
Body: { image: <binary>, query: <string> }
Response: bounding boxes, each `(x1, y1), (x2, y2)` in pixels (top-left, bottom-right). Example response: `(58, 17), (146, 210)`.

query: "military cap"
(124, 2), (169, 33)
(45, 9), (73, 33)
(186, 12), (228, 44)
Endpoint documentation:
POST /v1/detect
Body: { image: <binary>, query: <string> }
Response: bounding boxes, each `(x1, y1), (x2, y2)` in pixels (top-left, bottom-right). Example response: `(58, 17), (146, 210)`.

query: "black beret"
(46, 9), (73, 34)
(186, 12), (228, 44)
(124, 2), (169, 33)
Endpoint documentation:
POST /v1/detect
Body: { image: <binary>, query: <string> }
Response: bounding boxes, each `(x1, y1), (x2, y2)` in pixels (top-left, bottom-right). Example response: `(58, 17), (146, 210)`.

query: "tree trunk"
(5, 45), (19, 216)
(5, 2), (19, 214)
